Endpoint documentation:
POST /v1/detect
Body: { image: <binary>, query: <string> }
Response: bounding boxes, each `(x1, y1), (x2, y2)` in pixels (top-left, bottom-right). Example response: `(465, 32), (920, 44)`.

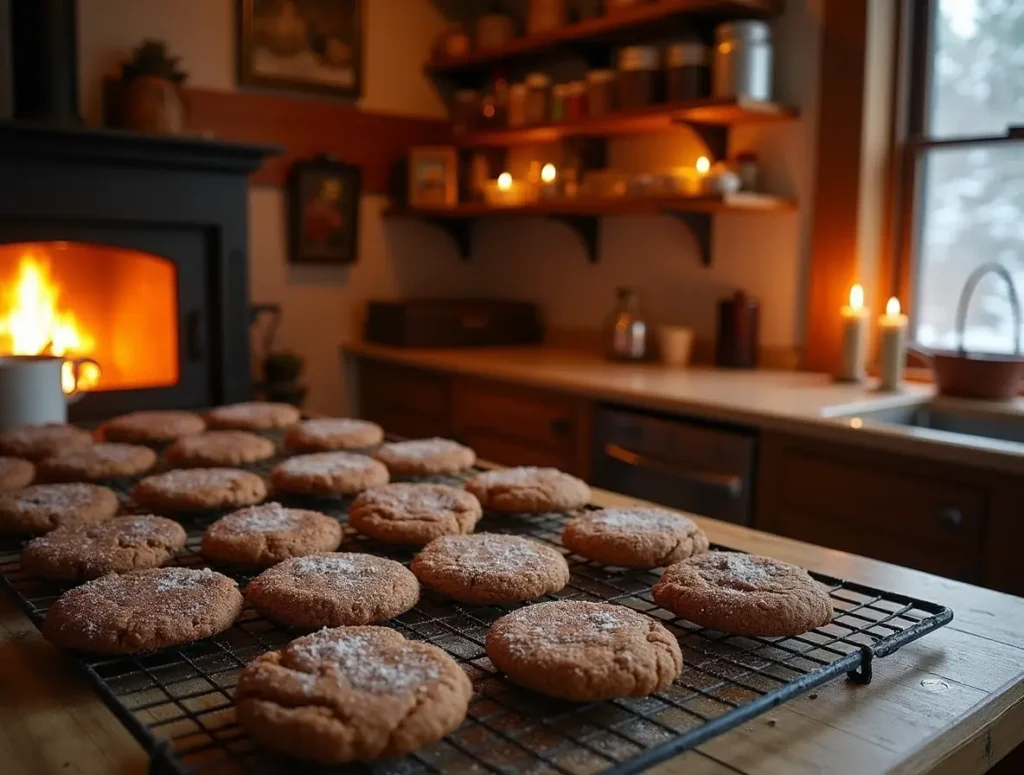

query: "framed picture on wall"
(238, 0), (363, 98)
(408, 146), (459, 208)
(288, 155), (361, 264)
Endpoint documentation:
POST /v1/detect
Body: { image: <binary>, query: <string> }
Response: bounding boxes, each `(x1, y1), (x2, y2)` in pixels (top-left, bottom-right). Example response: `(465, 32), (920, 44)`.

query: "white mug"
(0, 355), (100, 429)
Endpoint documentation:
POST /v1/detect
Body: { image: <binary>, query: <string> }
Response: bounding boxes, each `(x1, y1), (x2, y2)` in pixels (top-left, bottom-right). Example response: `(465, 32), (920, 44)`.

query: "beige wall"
(76, 0), (821, 414)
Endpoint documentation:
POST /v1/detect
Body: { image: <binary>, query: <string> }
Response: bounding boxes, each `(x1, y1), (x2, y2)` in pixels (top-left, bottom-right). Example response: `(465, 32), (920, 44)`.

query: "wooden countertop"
(3, 486), (1023, 775)
(342, 342), (1024, 474)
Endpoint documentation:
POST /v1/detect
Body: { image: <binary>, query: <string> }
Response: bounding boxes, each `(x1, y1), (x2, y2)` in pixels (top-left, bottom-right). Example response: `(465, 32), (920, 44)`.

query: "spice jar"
(451, 89), (479, 134)
(551, 83), (569, 122)
(666, 39), (710, 101)
(525, 72), (552, 125)
(586, 69), (615, 116)
(616, 46), (660, 109)
(714, 20), (773, 101)
(507, 83), (528, 127)
(527, 0), (567, 35)
(565, 81), (587, 121)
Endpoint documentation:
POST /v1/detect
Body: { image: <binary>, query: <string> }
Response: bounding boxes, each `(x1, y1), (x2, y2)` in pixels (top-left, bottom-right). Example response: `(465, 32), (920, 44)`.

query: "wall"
(77, 0), (479, 415)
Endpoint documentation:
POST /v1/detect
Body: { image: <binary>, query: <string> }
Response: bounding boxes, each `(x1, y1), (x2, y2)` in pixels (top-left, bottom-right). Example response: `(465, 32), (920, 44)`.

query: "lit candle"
(539, 163), (558, 199)
(837, 283), (869, 382)
(497, 172), (513, 191)
(878, 296), (908, 390)
(696, 156), (710, 176)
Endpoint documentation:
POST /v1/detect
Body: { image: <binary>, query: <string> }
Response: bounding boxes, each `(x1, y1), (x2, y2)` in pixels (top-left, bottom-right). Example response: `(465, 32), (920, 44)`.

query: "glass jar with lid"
(586, 69), (616, 117)
(666, 39), (710, 101)
(616, 46), (660, 110)
(525, 72), (553, 125)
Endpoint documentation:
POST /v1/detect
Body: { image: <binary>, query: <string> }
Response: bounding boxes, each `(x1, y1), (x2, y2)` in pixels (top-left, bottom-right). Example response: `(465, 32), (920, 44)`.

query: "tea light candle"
(539, 163), (559, 199)
(837, 283), (869, 382)
(878, 296), (908, 390)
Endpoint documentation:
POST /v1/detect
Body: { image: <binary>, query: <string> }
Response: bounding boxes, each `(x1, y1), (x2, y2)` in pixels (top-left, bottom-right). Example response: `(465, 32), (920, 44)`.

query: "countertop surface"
(2, 485), (1023, 775)
(342, 341), (1024, 473)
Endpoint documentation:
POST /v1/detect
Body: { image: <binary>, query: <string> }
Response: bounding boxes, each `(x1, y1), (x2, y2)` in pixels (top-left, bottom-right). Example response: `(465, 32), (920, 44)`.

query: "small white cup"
(657, 326), (694, 368)
(0, 355), (99, 429)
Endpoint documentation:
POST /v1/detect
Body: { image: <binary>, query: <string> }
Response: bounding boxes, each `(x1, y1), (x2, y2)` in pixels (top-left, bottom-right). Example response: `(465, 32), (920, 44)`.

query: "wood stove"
(0, 125), (277, 420)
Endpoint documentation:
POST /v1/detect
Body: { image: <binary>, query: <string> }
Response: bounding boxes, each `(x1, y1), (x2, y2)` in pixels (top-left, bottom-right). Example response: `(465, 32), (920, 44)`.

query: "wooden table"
(2, 487), (1023, 775)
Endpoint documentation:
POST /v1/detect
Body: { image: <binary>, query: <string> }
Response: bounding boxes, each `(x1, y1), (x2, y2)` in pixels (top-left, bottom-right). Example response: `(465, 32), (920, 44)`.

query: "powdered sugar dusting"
(290, 629), (441, 694)
(276, 452), (377, 475)
(700, 552), (776, 588)
(86, 443), (147, 462)
(363, 484), (467, 515)
(474, 466), (556, 485)
(297, 418), (379, 440)
(146, 468), (255, 488)
(434, 533), (552, 572)
(378, 438), (464, 460)
(153, 567), (218, 592)
(282, 553), (387, 589)
(7, 482), (105, 510)
(587, 508), (693, 534)
(498, 601), (643, 656)
(225, 503), (302, 533)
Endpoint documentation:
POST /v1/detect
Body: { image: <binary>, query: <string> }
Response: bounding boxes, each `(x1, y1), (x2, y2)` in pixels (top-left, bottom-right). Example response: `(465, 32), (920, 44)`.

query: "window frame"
(887, 0), (1024, 347)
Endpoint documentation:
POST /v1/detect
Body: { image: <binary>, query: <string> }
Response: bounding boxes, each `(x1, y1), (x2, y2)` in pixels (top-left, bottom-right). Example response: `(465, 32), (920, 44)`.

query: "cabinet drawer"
(358, 361), (450, 430)
(461, 432), (572, 472)
(452, 378), (576, 453)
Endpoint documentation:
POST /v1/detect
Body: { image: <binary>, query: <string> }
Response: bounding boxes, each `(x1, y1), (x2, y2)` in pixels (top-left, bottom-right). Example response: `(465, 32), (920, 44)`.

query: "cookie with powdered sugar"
(38, 442), (157, 481)
(0, 482), (118, 534)
(100, 410), (205, 444)
(42, 567), (242, 653)
(284, 418), (384, 452)
(349, 483), (482, 545)
(201, 502), (342, 566)
(487, 601), (683, 701)
(373, 438), (475, 475)
(562, 507), (709, 569)
(0, 456), (34, 491)
(0, 423), (93, 461)
(164, 430), (276, 468)
(133, 467), (267, 511)
(246, 553), (419, 628)
(652, 551), (834, 637)
(269, 452), (388, 496)
(411, 533), (569, 604)
(235, 626), (471, 763)
(22, 515), (186, 581)
(465, 466), (590, 513)
(204, 401), (300, 430)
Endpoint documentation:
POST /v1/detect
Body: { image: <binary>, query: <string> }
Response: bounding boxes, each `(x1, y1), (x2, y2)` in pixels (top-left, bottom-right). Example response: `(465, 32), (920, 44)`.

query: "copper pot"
(912, 263), (1024, 400)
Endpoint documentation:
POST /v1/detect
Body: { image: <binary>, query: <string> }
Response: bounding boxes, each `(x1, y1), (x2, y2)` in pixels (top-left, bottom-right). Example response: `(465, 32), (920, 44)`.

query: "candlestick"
(837, 283), (869, 382)
(878, 296), (908, 390)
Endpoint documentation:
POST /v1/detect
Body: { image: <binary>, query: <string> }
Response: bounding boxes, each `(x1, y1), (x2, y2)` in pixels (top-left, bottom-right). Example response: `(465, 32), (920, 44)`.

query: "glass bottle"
(604, 287), (652, 361)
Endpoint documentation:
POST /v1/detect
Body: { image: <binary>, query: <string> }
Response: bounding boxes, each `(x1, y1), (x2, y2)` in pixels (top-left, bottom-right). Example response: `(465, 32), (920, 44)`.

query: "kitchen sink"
(851, 403), (1024, 445)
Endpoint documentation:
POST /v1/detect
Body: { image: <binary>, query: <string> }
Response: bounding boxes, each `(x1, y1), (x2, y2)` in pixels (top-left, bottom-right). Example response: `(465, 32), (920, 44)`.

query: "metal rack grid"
(0, 446), (953, 775)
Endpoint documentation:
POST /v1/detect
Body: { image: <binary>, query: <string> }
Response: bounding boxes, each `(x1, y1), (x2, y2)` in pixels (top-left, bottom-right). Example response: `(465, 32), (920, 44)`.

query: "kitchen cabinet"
(356, 360), (452, 439)
(757, 430), (1023, 595)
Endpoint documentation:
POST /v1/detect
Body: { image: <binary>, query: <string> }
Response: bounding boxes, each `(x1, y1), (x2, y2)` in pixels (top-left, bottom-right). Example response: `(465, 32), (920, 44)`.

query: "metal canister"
(713, 20), (772, 102)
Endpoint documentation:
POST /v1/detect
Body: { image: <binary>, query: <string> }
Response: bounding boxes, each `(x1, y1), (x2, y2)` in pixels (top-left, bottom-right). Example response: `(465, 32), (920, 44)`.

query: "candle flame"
(849, 283), (864, 310)
(886, 296), (901, 316)
(497, 172), (512, 191)
(540, 163), (557, 184)
(695, 156), (710, 174)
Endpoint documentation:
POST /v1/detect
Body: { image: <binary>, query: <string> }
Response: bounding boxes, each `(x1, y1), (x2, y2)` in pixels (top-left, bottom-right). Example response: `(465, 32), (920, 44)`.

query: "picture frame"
(407, 146), (459, 208)
(238, 0), (363, 98)
(288, 155), (361, 265)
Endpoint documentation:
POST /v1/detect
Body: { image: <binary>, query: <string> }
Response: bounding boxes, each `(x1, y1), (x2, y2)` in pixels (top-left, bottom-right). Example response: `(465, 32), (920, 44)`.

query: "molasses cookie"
(164, 430), (276, 468)
(42, 567), (243, 653)
(652, 552), (834, 637)
(38, 442), (157, 482)
(465, 467), (590, 513)
(349, 483), (482, 545)
(411, 533), (569, 604)
(0, 482), (118, 534)
(22, 515), (187, 581)
(133, 467), (267, 511)
(101, 410), (206, 443)
(204, 401), (301, 431)
(373, 438), (475, 476)
(562, 507), (709, 569)
(0, 423), (93, 461)
(284, 418), (384, 452)
(0, 456), (34, 491)
(487, 601), (683, 701)
(246, 553), (419, 628)
(269, 452), (388, 496)
(201, 503), (343, 566)
(235, 626), (472, 763)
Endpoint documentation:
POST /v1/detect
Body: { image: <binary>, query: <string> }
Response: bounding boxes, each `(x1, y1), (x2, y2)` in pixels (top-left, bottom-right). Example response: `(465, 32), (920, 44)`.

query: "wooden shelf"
(459, 99), (796, 147)
(426, 0), (781, 75)
(385, 193), (795, 265)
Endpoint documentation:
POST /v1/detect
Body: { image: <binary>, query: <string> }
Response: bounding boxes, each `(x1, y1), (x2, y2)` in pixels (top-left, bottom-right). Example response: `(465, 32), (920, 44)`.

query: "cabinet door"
(757, 432), (987, 581)
(452, 377), (590, 477)
(356, 360), (452, 439)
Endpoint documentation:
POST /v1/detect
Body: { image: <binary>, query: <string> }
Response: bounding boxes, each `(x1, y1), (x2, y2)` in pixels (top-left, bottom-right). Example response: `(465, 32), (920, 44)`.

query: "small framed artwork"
(238, 0), (362, 98)
(288, 155), (360, 264)
(408, 146), (459, 208)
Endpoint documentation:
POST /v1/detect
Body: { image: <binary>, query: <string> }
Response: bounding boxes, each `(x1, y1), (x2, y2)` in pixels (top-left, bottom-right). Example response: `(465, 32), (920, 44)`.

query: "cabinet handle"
(549, 418), (572, 436)
(938, 507), (964, 530)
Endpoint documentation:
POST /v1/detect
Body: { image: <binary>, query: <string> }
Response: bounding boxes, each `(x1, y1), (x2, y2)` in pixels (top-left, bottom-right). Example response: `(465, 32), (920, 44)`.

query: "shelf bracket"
(426, 218), (473, 261)
(549, 215), (600, 263)
(690, 124), (728, 162)
(663, 210), (712, 266)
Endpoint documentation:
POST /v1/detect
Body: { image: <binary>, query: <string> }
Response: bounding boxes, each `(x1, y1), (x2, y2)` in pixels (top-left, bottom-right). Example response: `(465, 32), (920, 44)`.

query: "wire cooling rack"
(0, 435), (953, 775)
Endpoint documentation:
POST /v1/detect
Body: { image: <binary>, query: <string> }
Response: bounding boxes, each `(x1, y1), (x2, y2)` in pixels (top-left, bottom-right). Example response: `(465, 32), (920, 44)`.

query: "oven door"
(591, 406), (756, 525)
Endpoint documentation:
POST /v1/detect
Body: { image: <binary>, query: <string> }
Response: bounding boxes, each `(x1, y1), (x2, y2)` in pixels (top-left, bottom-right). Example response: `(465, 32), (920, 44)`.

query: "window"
(896, 0), (1023, 354)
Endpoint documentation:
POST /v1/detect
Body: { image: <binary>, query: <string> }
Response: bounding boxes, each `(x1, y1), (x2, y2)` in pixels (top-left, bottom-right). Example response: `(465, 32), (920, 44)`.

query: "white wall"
(76, 0), (821, 414)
